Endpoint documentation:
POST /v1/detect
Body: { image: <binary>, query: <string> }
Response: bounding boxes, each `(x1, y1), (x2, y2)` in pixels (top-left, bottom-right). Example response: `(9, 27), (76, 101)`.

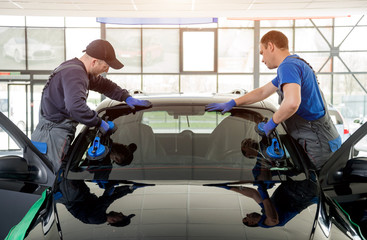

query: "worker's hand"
(205, 99), (236, 114)
(257, 118), (278, 136)
(99, 120), (117, 135)
(125, 96), (152, 109)
(253, 181), (275, 190)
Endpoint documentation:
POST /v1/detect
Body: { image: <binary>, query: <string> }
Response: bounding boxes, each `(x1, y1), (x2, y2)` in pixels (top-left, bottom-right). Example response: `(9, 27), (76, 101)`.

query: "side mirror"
(353, 118), (364, 125)
(0, 155), (37, 181)
(343, 158), (367, 182)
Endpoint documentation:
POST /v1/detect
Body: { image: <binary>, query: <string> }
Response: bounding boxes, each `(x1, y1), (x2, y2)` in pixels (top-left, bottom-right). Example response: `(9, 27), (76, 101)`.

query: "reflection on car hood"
(34, 180), (319, 240)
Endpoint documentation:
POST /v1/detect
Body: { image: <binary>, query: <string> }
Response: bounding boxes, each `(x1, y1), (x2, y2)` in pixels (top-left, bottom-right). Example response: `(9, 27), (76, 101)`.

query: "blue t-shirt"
(258, 209), (298, 228)
(271, 55), (325, 121)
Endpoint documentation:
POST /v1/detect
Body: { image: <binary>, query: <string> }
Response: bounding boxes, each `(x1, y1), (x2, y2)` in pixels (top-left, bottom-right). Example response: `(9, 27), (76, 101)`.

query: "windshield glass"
(67, 104), (303, 182)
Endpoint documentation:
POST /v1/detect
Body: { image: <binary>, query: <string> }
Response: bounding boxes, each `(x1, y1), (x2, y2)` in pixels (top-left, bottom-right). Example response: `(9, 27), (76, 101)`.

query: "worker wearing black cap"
(32, 39), (151, 172)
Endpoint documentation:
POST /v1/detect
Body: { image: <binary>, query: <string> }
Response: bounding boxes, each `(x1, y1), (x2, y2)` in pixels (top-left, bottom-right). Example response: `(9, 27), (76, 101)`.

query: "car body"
(3, 37), (56, 63)
(328, 105), (351, 143)
(1, 93), (367, 240)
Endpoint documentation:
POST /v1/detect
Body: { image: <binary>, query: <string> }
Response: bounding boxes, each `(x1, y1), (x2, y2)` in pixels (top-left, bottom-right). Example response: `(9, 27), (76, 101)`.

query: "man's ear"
(90, 58), (98, 67)
(268, 42), (275, 52)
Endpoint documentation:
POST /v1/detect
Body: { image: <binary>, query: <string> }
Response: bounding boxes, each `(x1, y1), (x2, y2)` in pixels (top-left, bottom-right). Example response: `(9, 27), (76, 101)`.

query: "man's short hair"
(260, 30), (289, 50)
(242, 212), (262, 227)
(241, 138), (259, 158)
(110, 142), (137, 166)
(243, 221), (259, 227)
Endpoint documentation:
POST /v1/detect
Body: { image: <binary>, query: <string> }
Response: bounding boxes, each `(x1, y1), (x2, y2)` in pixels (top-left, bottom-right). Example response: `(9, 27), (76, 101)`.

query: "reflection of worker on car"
(221, 178), (318, 228)
(83, 141), (137, 169)
(243, 178), (317, 228)
(241, 136), (285, 169)
(241, 138), (261, 159)
(110, 142), (137, 166)
(240, 139), (276, 189)
(241, 140), (317, 228)
(214, 140), (317, 228)
(80, 139), (138, 180)
(54, 178), (137, 226)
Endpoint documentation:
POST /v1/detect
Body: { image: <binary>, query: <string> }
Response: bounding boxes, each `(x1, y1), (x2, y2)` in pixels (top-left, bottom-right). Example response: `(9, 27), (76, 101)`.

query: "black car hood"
(28, 180), (320, 240)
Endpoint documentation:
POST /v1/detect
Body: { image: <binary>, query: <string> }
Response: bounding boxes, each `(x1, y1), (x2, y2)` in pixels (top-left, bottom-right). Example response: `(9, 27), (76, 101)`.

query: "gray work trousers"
(31, 114), (78, 172)
(285, 112), (341, 170)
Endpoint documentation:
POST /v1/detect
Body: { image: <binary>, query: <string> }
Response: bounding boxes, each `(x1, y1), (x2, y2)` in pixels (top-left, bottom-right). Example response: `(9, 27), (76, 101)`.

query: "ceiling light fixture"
(247, 0), (255, 10)
(8, 0), (23, 9)
(131, 0), (138, 11)
(228, 15), (351, 21)
(96, 17), (218, 25)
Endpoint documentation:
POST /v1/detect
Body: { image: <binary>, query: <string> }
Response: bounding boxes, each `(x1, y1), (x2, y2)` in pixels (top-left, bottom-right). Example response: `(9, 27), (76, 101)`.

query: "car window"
(0, 99), (8, 112)
(142, 110), (227, 134)
(0, 125), (23, 155)
(68, 105), (299, 181)
(354, 135), (367, 157)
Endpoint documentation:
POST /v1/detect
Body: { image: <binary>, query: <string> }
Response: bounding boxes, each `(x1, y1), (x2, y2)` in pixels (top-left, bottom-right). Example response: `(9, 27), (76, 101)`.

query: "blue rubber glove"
(99, 120), (116, 135)
(205, 99), (236, 114)
(205, 184), (231, 190)
(99, 120), (109, 135)
(131, 184), (147, 191)
(257, 118), (278, 136)
(125, 96), (152, 110)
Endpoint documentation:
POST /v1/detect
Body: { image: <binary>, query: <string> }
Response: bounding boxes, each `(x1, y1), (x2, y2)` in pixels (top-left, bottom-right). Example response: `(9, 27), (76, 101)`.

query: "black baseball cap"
(83, 39), (124, 69)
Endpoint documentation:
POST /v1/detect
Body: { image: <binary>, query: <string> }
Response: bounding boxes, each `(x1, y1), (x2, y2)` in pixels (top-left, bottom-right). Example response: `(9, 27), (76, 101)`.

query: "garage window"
(180, 29), (217, 72)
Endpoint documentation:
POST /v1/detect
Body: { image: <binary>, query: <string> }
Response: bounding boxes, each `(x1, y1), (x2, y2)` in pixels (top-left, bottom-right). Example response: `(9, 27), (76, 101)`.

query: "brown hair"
(260, 30), (289, 50)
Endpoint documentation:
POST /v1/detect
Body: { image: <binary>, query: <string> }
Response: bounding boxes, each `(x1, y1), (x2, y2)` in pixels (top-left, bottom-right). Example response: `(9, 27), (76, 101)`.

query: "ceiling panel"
(0, 0), (366, 18)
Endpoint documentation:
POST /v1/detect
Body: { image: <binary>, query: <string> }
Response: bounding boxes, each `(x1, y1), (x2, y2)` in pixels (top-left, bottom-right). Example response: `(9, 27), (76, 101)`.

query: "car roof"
(95, 92), (278, 113)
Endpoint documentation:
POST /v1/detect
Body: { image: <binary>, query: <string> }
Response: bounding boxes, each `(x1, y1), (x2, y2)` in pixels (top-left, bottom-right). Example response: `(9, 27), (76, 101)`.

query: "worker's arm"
(262, 198), (279, 226)
(231, 186), (260, 199)
(259, 82), (301, 135)
(272, 83), (301, 124)
(90, 75), (131, 102)
(205, 82), (277, 114)
(256, 185), (279, 227)
(234, 82), (278, 106)
(231, 185), (279, 226)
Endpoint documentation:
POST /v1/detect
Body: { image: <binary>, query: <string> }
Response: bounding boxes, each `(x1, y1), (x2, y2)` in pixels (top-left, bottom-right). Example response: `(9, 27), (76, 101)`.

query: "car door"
(318, 121), (367, 238)
(0, 111), (55, 239)
(319, 120), (367, 189)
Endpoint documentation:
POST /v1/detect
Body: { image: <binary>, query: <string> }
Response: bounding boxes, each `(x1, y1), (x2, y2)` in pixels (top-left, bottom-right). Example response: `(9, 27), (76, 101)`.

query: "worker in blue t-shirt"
(206, 30), (341, 170)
